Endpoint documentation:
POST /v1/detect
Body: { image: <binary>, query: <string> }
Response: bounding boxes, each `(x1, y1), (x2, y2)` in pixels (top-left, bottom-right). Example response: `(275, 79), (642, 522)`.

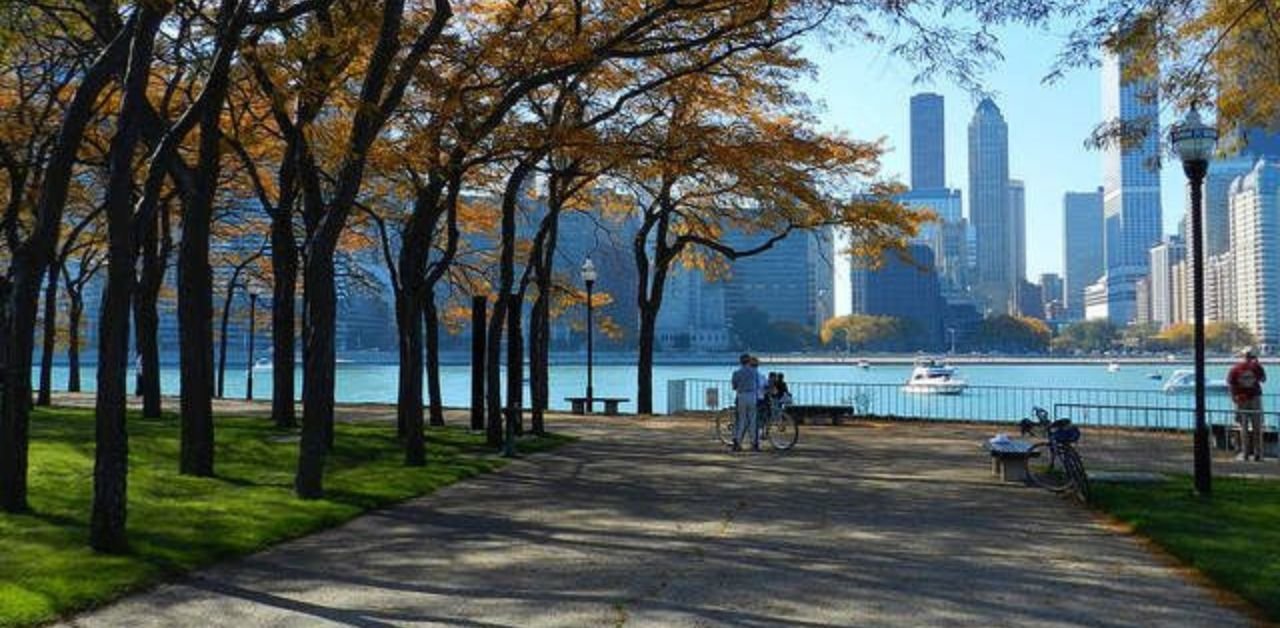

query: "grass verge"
(1091, 476), (1280, 621)
(0, 406), (571, 627)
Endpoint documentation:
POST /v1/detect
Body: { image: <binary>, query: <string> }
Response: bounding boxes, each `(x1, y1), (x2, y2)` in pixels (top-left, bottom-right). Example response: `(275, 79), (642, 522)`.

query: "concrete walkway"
(64, 415), (1253, 627)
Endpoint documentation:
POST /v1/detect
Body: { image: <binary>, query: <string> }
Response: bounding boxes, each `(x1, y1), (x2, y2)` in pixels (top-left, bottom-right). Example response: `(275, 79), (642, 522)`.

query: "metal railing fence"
(668, 378), (1280, 432)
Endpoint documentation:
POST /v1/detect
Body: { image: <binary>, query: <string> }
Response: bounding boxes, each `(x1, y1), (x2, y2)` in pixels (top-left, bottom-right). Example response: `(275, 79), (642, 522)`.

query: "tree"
(1206, 321), (1255, 354)
(1157, 322), (1195, 351)
(1052, 319), (1120, 354)
(975, 315), (1051, 354)
(2, 1), (131, 514)
(820, 314), (913, 351)
(1059, 0), (1280, 146)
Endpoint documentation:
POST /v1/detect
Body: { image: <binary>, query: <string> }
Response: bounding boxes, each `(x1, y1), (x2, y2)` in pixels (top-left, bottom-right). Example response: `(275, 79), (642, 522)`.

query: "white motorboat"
(1162, 369), (1229, 394)
(857, 359), (871, 370)
(902, 358), (967, 395)
(252, 357), (272, 371)
(1107, 361), (1121, 372)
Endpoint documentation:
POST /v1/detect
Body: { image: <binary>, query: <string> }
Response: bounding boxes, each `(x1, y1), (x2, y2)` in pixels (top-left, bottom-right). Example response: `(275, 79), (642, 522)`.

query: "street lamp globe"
(1170, 108), (1218, 165)
(580, 257), (597, 284)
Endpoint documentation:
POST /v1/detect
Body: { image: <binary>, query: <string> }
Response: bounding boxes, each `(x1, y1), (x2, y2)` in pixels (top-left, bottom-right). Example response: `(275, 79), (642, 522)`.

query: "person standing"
(1227, 348), (1267, 461)
(751, 357), (768, 448)
(730, 354), (759, 452)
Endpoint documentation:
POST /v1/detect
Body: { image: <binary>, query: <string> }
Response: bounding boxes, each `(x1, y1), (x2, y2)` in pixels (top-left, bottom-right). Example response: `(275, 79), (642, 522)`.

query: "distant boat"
(902, 357), (967, 395)
(857, 359), (871, 370)
(1107, 362), (1121, 373)
(252, 358), (272, 371)
(1163, 369), (1229, 394)
(1147, 372), (1163, 380)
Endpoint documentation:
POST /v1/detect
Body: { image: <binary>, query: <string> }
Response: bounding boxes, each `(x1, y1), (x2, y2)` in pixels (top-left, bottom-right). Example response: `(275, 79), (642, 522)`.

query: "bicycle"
(1020, 406), (1091, 502)
(713, 397), (798, 451)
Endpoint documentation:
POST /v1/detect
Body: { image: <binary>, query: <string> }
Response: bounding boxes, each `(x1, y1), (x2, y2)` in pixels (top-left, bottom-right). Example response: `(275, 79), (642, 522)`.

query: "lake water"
(38, 359), (1262, 423)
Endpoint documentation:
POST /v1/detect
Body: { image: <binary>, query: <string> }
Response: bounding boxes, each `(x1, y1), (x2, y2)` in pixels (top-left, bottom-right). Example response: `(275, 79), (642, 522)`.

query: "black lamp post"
(246, 291), (258, 401)
(581, 257), (597, 413)
(1170, 107), (1218, 497)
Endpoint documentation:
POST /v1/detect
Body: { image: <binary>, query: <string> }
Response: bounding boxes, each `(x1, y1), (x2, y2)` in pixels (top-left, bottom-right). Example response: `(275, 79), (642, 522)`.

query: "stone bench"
(982, 439), (1039, 483)
(564, 397), (629, 416)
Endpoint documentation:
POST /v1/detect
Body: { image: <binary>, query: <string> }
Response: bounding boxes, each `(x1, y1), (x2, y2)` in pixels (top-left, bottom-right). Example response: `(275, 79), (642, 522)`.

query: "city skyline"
(801, 25), (1197, 300)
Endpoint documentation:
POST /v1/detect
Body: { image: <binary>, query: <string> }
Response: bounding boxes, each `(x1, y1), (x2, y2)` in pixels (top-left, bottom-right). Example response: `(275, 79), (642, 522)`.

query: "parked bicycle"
(1020, 406), (1091, 502)
(713, 398), (798, 451)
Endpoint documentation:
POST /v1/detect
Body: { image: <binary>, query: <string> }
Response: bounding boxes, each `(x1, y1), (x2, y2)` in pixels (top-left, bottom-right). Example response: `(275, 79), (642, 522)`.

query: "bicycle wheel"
(767, 411), (799, 450)
(714, 407), (737, 445)
(1062, 446), (1091, 503)
(1027, 442), (1073, 492)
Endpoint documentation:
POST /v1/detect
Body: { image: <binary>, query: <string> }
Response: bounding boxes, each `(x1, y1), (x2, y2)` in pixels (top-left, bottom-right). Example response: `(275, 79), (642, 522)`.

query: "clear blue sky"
(800, 24), (1189, 314)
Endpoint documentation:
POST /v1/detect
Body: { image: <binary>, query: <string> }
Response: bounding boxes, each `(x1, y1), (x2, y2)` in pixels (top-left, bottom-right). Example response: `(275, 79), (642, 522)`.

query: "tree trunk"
(178, 215), (215, 476)
(528, 294), (545, 435)
(270, 213), (297, 428)
(296, 244), (336, 498)
(36, 265), (57, 406)
(217, 281), (236, 399)
(394, 289), (411, 439)
(0, 278), (10, 479)
(506, 293), (523, 438)
(134, 204), (165, 418)
(397, 287), (426, 466)
(0, 260), (38, 512)
(485, 294), (505, 447)
(92, 5), (166, 552)
(67, 292), (82, 393)
(470, 296), (486, 432)
(425, 296), (444, 427)
(637, 306), (660, 416)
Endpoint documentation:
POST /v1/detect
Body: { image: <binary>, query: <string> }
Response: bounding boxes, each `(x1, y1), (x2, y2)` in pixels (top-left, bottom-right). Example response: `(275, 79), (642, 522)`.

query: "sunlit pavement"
(62, 407), (1253, 627)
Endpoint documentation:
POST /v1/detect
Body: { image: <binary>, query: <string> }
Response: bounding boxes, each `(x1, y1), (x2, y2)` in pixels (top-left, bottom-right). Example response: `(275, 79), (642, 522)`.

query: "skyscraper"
(723, 228), (835, 333)
(1148, 236), (1185, 327)
(1063, 188), (1105, 320)
(910, 93), (946, 190)
(968, 98), (1012, 313)
(1229, 159), (1280, 349)
(895, 188), (966, 293)
(850, 244), (944, 350)
(1009, 179), (1026, 285)
(1201, 129), (1280, 257)
(1100, 50), (1162, 324)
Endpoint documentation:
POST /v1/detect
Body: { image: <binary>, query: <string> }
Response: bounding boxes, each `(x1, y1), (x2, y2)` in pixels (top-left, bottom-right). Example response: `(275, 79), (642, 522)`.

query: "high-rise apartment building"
(1229, 159), (1280, 349)
(1062, 188), (1105, 320)
(1100, 50), (1162, 324)
(910, 93), (946, 190)
(1148, 236), (1185, 327)
(968, 98), (1012, 313)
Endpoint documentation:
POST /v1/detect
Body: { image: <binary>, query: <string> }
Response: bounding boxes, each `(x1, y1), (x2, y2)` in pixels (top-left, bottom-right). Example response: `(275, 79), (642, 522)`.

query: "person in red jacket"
(1226, 348), (1267, 461)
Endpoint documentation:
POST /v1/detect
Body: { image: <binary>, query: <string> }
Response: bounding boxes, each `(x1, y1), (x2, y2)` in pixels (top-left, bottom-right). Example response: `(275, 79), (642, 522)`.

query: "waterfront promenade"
(61, 401), (1254, 627)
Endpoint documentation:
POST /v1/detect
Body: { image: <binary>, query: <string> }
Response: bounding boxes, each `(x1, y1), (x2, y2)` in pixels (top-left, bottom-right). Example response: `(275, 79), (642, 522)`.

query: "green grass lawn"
(0, 406), (570, 627)
(1092, 476), (1280, 620)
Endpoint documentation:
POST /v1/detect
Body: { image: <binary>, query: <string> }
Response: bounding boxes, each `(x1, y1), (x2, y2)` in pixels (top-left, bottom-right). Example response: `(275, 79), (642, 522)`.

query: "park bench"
(564, 397), (629, 416)
(1215, 424), (1280, 458)
(787, 404), (855, 425)
(982, 439), (1039, 483)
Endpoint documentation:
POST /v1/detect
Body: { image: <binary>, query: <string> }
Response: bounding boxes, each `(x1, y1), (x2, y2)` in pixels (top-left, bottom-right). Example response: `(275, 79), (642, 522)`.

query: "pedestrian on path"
(731, 353), (759, 452)
(1227, 347), (1267, 461)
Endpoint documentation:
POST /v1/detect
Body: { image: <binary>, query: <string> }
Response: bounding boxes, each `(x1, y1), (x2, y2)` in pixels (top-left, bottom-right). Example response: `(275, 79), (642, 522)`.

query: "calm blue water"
(38, 360), (1257, 421)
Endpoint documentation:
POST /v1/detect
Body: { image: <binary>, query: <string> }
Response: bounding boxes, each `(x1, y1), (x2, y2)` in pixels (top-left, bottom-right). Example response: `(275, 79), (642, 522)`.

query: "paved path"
(65, 416), (1253, 627)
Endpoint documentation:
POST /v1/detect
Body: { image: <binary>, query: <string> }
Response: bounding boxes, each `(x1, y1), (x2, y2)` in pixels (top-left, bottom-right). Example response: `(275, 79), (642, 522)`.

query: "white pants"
(734, 393), (757, 446)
